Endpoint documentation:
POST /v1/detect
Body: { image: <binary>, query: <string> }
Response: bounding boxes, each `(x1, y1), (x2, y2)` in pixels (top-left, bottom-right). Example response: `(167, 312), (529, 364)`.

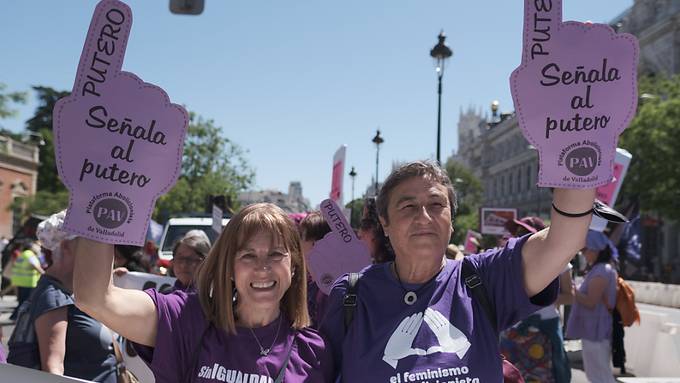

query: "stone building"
(452, 108), (553, 219)
(237, 181), (311, 213)
(611, 0), (680, 76)
(0, 135), (39, 237)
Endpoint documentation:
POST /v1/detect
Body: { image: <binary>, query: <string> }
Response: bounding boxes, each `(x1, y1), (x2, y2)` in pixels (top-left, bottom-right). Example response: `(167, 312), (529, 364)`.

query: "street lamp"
(349, 166), (357, 225)
(491, 100), (499, 123)
(430, 30), (453, 164)
(372, 130), (384, 195)
(349, 166), (357, 204)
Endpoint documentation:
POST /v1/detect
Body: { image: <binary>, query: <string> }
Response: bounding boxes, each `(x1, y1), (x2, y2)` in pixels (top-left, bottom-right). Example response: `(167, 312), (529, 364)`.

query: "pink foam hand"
(53, 0), (188, 245)
(306, 199), (372, 295)
(510, 0), (638, 188)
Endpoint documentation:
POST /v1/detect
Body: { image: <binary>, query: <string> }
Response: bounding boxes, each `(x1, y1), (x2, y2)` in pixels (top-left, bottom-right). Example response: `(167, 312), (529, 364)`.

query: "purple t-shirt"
(138, 289), (334, 382)
(319, 235), (558, 383)
(566, 262), (617, 342)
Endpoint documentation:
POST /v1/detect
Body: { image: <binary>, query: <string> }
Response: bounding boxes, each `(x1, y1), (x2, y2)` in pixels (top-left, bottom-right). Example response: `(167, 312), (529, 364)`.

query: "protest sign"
(0, 363), (93, 383)
(113, 270), (176, 293)
(480, 208), (517, 235)
(590, 147), (632, 232)
(329, 145), (346, 206)
(54, 0), (188, 245)
(510, 0), (638, 188)
(306, 199), (372, 295)
(463, 230), (481, 253)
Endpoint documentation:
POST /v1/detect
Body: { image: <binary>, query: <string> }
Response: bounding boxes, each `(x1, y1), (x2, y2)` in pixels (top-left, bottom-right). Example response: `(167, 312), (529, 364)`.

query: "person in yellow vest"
(10, 240), (45, 320)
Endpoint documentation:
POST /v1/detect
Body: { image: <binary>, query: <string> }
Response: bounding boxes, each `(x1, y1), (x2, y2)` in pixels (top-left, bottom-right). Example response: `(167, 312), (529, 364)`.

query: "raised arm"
(35, 308), (68, 374)
(73, 238), (158, 346)
(574, 276), (608, 309)
(522, 188), (595, 297)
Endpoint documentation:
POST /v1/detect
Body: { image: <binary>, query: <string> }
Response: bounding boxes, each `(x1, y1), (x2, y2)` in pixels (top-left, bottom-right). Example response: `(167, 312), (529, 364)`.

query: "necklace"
(248, 315), (283, 356)
(393, 261), (443, 306)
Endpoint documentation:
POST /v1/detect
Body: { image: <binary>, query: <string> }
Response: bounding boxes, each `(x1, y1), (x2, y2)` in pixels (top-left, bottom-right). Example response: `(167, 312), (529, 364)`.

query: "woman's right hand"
(73, 237), (158, 347)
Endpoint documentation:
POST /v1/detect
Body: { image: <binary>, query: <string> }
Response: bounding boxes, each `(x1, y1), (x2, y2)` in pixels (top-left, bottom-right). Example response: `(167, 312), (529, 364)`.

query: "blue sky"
(1, 0), (632, 207)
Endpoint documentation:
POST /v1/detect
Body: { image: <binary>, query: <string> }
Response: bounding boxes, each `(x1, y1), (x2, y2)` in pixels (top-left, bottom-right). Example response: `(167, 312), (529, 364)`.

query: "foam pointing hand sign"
(54, 0), (188, 245)
(510, 0), (638, 188)
(306, 199), (372, 295)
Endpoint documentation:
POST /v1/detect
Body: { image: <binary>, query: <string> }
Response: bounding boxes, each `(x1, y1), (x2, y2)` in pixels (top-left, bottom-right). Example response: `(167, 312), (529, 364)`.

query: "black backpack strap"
(460, 258), (498, 333)
(343, 273), (360, 333)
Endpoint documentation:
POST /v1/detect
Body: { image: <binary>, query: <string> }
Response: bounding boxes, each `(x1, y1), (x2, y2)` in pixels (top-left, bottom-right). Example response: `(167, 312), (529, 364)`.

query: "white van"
(157, 216), (229, 266)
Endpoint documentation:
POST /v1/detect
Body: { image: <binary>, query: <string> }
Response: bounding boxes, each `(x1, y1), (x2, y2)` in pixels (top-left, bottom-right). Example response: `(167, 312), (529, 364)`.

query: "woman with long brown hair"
(74, 203), (333, 382)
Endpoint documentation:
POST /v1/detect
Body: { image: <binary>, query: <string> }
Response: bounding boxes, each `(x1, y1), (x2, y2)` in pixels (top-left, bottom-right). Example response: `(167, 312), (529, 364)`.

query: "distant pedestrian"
(566, 230), (618, 383)
(7, 211), (117, 382)
(9, 240), (45, 320)
(299, 211), (332, 327)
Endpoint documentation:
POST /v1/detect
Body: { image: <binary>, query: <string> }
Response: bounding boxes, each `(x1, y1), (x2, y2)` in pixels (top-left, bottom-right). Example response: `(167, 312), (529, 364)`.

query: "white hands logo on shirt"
(383, 312), (428, 368)
(382, 308), (471, 369)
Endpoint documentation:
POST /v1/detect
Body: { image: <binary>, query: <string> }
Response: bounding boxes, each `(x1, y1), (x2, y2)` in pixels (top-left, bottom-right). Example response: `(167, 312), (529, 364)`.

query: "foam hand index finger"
(521, 0), (562, 64)
(53, 0), (189, 246)
(511, 0), (638, 189)
(72, 0), (132, 99)
(306, 199), (372, 295)
(320, 199), (359, 243)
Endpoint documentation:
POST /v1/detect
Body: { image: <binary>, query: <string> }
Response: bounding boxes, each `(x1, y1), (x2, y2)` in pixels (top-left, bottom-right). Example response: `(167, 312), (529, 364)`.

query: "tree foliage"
(619, 75), (680, 219)
(11, 190), (70, 218)
(444, 159), (483, 244)
(26, 86), (70, 193)
(154, 113), (254, 222)
(0, 83), (27, 123)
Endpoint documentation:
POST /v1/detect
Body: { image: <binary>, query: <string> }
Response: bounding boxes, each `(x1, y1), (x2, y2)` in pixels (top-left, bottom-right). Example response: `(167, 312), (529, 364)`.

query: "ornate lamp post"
(430, 30), (453, 165)
(372, 130), (384, 195)
(348, 166), (357, 225)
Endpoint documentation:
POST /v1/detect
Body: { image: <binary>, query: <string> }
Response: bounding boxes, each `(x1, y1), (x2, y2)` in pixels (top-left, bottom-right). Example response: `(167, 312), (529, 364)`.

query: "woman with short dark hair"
(320, 160), (596, 382)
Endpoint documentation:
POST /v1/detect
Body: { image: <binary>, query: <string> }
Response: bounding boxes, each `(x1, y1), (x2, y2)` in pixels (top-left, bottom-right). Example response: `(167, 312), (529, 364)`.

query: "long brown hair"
(195, 203), (309, 334)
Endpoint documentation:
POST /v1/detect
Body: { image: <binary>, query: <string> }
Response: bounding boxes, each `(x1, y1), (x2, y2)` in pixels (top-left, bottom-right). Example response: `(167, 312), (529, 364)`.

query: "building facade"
(612, 0), (680, 76)
(237, 181), (311, 213)
(0, 135), (39, 238)
(453, 108), (553, 219)
(611, 0), (680, 282)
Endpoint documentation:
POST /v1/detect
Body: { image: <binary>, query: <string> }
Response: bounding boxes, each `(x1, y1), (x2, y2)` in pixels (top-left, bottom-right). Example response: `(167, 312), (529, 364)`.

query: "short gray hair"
(376, 160), (457, 223)
(173, 230), (211, 259)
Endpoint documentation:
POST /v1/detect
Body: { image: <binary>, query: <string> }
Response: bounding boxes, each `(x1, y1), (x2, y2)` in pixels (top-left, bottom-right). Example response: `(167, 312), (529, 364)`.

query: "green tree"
(444, 159), (483, 216)
(10, 190), (70, 218)
(346, 198), (365, 229)
(154, 113), (254, 222)
(619, 75), (680, 219)
(0, 83), (27, 122)
(0, 83), (27, 140)
(444, 159), (483, 244)
(25, 86), (70, 193)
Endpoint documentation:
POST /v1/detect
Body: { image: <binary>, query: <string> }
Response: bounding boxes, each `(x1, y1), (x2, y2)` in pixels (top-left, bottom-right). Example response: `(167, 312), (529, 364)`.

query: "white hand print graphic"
(382, 308), (471, 369)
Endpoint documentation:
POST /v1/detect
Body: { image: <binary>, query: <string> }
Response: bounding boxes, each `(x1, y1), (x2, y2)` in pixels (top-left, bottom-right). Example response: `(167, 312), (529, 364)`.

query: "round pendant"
(404, 291), (417, 305)
(260, 348), (270, 356)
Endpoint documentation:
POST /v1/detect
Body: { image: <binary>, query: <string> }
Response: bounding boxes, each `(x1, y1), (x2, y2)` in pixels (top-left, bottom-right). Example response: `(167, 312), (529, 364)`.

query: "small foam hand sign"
(306, 199), (372, 295)
(54, 0), (188, 245)
(510, 0), (638, 188)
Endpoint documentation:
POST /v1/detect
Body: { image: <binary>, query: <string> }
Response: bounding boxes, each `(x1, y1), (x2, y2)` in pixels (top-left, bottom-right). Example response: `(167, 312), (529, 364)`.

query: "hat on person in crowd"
(37, 210), (77, 251)
(585, 229), (620, 261)
(585, 229), (609, 252)
(505, 216), (546, 236)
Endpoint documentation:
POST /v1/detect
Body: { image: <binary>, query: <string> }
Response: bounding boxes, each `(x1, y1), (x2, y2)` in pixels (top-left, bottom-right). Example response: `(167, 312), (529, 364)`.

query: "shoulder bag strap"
(343, 273), (360, 333)
(460, 258), (498, 333)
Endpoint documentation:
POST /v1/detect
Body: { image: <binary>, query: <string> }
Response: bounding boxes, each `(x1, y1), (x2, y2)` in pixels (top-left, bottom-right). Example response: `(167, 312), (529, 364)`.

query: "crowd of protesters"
(0, 160), (634, 383)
